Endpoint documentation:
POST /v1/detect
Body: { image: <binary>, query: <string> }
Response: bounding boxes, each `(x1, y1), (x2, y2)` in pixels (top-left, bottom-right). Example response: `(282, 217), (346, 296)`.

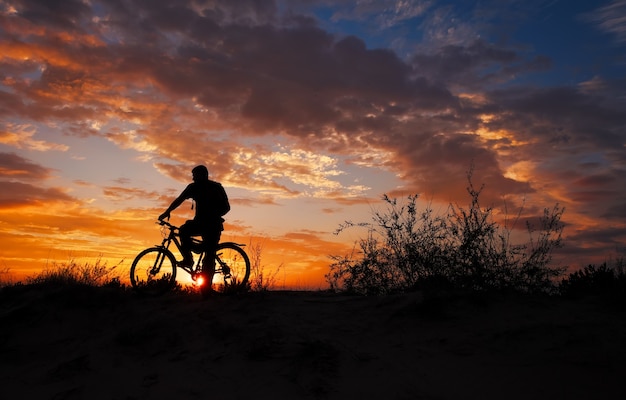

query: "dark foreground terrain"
(1, 285), (625, 399)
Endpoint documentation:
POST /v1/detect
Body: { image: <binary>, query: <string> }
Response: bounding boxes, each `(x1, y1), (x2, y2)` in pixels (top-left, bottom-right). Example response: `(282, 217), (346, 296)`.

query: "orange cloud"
(0, 124), (69, 151)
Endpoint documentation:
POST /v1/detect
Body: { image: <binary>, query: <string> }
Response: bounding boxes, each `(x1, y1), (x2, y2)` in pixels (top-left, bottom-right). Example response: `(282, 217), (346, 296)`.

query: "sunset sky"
(1, 0), (625, 287)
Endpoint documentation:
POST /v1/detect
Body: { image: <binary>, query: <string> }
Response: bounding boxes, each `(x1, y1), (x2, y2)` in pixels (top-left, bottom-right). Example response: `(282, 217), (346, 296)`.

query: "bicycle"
(130, 220), (250, 296)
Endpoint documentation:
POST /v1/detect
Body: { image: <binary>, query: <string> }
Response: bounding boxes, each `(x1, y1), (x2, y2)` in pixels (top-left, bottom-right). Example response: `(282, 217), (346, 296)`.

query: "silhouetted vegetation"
(327, 172), (566, 295)
(218, 275), (251, 294)
(560, 260), (626, 300)
(1, 220), (623, 303)
(26, 259), (122, 288)
(248, 241), (284, 291)
(0, 267), (12, 288)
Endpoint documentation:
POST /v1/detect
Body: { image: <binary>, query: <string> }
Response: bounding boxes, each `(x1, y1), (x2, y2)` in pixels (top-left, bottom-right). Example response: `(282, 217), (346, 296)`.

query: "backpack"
(212, 181), (230, 217)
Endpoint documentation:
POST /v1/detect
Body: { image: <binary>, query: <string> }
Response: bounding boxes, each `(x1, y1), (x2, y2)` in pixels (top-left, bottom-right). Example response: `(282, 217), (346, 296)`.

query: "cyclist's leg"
(200, 224), (222, 295)
(179, 220), (202, 266)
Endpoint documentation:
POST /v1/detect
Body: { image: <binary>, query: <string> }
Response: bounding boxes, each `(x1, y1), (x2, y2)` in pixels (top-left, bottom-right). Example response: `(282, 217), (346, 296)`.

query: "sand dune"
(1, 286), (625, 399)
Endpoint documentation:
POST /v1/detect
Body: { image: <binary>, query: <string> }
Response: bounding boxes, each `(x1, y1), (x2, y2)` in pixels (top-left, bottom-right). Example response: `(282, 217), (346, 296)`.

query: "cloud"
(0, 151), (52, 180)
(0, 123), (69, 151)
(586, 0), (626, 44)
(229, 146), (370, 198)
(328, 0), (432, 28)
(3, 2), (450, 131)
(0, 152), (73, 208)
(562, 224), (626, 259)
(411, 40), (552, 90)
(485, 85), (626, 155)
(382, 129), (535, 204)
(0, 1), (592, 209)
(5, 0), (92, 30)
(106, 130), (158, 153)
(415, 2), (482, 48)
(102, 186), (162, 203)
(0, 180), (72, 208)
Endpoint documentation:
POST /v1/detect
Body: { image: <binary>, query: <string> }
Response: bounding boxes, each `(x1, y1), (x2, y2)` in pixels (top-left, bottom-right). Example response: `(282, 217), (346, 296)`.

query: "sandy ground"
(1, 285), (625, 399)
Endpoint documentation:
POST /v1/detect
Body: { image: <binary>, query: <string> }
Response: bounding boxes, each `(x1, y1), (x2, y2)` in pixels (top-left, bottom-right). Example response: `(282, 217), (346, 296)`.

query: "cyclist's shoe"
(222, 265), (231, 279)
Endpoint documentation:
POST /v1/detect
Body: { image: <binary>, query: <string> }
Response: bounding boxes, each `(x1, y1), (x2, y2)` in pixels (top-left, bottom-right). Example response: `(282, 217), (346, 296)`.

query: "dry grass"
(247, 241), (284, 291)
(0, 267), (14, 288)
(26, 259), (122, 287)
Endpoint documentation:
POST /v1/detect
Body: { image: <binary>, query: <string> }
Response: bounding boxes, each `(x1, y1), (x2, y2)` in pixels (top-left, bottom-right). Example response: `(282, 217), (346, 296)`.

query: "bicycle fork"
(150, 246), (169, 275)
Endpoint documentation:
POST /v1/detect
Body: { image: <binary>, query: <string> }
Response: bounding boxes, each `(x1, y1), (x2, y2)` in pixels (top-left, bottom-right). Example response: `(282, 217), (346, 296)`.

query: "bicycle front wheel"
(215, 243), (250, 289)
(130, 247), (177, 296)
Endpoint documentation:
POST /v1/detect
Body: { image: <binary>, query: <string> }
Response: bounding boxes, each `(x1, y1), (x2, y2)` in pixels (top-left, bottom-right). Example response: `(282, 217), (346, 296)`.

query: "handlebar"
(157, 219), (178, 231)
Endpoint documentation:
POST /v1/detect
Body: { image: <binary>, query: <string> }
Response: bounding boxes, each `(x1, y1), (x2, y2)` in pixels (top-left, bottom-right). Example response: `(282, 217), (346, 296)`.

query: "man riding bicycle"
(158, 165), (230, 285)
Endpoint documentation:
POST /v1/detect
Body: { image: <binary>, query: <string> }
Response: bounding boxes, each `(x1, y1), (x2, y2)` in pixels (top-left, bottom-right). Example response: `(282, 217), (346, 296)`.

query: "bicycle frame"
(156, 220), (228, 280)
(131, 220), (250, 295)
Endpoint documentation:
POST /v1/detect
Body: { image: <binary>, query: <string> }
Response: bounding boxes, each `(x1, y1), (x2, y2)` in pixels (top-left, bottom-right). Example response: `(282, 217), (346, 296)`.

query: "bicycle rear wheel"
(213, 242), (250, 290)
(130, 247), (177, 296)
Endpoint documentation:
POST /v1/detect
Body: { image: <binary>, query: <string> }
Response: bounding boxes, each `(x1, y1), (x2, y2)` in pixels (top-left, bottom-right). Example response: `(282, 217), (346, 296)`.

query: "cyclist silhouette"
(158, 165), (230, 274)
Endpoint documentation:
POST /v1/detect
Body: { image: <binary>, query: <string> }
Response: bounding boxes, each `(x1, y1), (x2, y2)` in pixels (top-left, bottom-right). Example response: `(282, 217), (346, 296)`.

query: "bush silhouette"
(560, 261), (626, 299)
(327, 172), (565, 295)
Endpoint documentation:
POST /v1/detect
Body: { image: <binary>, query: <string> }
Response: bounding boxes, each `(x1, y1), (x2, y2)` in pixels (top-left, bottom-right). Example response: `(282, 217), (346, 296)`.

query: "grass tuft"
(26, 259), (121, 288)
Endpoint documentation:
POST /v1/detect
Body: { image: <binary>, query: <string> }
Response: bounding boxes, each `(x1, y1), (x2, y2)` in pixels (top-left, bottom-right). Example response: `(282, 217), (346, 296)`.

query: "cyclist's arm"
(160, 186), (191, 220)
